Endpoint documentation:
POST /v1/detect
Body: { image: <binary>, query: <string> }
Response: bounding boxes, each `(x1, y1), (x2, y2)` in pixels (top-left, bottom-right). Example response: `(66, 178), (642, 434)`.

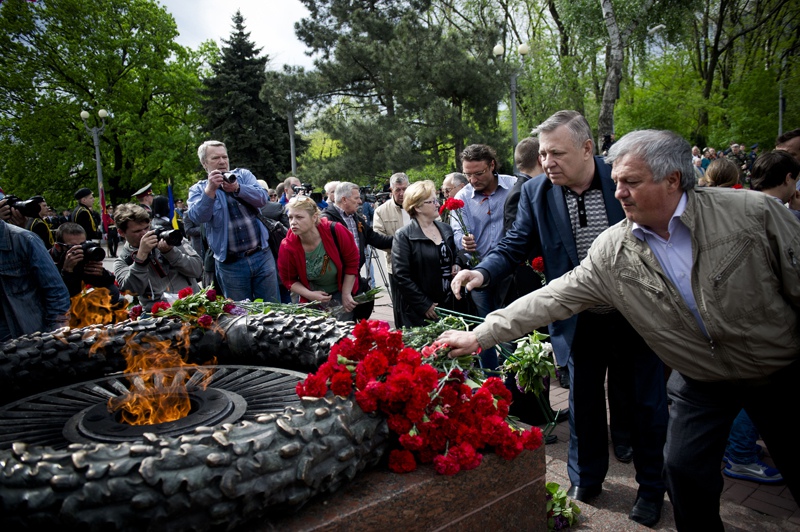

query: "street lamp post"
(80, 109), (108, 233)
(493, 43), (529, 172)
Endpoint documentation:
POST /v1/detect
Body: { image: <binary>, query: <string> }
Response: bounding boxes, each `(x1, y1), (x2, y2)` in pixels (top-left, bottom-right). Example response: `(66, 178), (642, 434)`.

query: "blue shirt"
(0, 220), (71, 341)
(451, 173), (516, 259)
(631, 192), (708, 337)
(185, 168), (270, 262)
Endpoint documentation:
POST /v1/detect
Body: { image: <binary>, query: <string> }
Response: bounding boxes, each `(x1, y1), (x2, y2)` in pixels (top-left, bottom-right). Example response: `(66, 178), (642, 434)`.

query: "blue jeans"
(215, 249), (279, 303)
(726, 409), (760, 464)
(469, 288), (500, 371)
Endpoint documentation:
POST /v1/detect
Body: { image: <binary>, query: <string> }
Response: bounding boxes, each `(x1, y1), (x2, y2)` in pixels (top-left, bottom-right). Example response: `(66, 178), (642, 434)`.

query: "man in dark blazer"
(451, 111), (668, 527)
(321, 181), (392, 320)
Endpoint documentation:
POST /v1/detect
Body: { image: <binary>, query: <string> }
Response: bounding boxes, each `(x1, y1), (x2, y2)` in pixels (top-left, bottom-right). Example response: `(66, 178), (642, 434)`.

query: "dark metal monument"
(0, 313), (389, 531)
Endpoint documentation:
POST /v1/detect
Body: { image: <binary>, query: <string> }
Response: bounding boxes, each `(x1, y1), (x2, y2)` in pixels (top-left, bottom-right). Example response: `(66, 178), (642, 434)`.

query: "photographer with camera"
(185, 140), (279, 303)
(114, 203), (201, 311)
(0, 193), (40, 229)
(279, 176), (302, 206)
(50, 222), (120, 303)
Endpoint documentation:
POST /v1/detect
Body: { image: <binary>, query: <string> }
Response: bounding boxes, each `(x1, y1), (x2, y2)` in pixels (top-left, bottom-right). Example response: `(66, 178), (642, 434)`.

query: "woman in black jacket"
(392, 180), (460, 327)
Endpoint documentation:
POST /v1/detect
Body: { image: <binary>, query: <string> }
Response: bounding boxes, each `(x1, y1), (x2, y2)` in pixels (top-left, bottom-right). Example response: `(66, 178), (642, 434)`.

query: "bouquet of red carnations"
(439, 198), (480, 267)
(296, 319), (543, 475)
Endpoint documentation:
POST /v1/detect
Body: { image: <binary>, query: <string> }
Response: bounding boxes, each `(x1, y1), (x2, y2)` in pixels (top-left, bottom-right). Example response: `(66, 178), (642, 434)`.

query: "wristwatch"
(132, 254), (149, 266)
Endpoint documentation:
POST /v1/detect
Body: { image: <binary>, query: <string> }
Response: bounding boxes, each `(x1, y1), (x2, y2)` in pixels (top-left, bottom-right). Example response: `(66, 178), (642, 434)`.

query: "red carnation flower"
(433, 453), (461, 475)
(178, 287), (194, 299)
(522, 427), (544, 450)
(442, 198), (465, 211)
(388, 449), (417, 473)
(151, 301), (171, 315)
(330, 370), (354, 397)
(355, 389), (378, 412)
(197, 314), (213, 328)
(531, 256), (545, 273)
(300, 372), (328, 398)
(206, 289), (217, 301)
(128, 305), (143, 320)
(388, 414), (413, 435)
(222, 303), (235, 313)
(399, 433), (425, 451)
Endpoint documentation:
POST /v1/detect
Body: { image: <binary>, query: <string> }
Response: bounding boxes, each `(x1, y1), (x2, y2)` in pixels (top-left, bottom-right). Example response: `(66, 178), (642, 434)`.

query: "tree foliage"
(0, 0), (203, 208)
(199, 11), (294, 186)
(293, 0), (509, 182)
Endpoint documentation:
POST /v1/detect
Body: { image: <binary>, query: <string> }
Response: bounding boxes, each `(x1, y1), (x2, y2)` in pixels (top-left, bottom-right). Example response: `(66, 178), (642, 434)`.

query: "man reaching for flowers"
(441, 129), (800, 531)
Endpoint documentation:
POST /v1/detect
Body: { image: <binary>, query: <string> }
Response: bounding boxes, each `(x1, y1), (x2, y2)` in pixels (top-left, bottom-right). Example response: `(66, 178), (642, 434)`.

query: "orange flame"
(107, 323), (216, 426)
(69, 288), (129, 329)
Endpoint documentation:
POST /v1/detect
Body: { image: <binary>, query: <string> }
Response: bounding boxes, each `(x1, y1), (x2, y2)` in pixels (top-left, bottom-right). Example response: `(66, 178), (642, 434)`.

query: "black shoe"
(544, 434), (558, 445)
(629, 497), (663, 528)
(614, 444), (634, 463)
(566, 484), (602, 502)
(558, 366), (570, 389)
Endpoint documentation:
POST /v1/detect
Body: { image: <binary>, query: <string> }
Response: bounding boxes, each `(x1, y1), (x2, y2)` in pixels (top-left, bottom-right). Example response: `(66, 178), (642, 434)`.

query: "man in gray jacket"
(441, 129), (800, 531)
(114, 203), (201, 311)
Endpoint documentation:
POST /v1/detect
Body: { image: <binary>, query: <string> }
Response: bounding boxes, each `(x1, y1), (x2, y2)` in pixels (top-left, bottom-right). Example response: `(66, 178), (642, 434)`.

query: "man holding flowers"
(448, 144), (516, 371)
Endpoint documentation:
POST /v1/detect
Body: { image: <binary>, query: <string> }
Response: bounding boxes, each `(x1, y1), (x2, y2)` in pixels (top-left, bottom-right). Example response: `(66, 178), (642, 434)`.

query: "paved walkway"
(368, 270), (799, 531)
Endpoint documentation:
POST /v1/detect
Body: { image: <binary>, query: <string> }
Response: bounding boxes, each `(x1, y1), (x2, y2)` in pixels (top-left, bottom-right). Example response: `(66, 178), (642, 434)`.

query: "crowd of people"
(1, 120), (799, 531)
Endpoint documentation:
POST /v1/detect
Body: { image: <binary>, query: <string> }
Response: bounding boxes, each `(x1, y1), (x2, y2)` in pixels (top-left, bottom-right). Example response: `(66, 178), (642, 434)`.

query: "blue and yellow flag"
(167, 178), (179, 229)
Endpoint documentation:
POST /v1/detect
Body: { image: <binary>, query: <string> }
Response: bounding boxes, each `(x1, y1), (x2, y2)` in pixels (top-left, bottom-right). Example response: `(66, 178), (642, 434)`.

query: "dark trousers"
(664, 361), (800, 531)
(567, 311), (668, 502)
(388, 273), (404, 329)
(107, 228), (119, 257)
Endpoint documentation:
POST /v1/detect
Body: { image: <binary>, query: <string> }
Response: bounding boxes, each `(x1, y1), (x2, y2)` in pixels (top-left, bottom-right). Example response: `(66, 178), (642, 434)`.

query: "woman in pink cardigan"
(277, 195), (359, 321)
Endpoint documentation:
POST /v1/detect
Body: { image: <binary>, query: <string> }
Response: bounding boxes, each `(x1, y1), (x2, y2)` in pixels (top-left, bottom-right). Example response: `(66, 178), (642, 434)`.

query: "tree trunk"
(598, 0), (655, 152)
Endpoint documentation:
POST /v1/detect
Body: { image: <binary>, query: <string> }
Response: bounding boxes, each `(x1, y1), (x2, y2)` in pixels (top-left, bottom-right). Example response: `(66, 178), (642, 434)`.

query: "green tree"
(200, 11), (292, 186)
(295, 0), (507, 180)
(0, 0), (203, 208)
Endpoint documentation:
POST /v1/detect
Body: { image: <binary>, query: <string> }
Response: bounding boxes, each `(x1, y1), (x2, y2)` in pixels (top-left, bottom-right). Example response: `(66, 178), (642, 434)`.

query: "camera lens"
(222, 172), (237, 183)
(81, 242), (106, 262)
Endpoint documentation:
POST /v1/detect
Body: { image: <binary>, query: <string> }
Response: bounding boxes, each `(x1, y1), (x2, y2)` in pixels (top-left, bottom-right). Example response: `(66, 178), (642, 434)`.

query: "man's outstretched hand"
(450, 269), (484, 300)
(437, 330), (481, 357)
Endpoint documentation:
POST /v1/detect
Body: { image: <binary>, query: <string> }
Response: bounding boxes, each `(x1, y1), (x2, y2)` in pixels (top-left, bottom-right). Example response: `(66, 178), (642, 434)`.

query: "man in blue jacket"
(185, 140), (278, 303)
(451, 111), (668, 527)
(0, 216), (70, 342)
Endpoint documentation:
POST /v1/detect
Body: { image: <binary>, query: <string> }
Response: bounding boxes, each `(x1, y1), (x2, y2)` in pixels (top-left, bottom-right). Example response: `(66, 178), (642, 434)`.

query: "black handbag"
(231, 195), (287, 260)
(257, 213), (287, 260)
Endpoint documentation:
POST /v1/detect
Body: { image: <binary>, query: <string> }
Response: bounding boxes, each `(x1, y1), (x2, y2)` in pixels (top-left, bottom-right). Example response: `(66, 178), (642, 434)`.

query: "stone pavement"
(367, 270), (800, 531)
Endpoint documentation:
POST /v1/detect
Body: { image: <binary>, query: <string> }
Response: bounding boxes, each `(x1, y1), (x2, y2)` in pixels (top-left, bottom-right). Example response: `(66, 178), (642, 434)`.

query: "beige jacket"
(476, 187), (800, 382)
(373, 200), (406, 275)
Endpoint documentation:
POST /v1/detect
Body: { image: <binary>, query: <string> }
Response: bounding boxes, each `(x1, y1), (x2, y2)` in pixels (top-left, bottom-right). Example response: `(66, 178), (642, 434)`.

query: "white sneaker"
(723, 460), (783, 484)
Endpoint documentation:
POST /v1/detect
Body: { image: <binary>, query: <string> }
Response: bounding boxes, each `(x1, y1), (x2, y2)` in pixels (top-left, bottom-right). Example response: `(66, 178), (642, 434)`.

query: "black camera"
(292, 183), (314, 195)
(66, 241), (105, 262)
(222, 171), (237, 184)
(153, 226), (183, 246)
(3, 195), (43, 218)
(359, 186), (377, 203)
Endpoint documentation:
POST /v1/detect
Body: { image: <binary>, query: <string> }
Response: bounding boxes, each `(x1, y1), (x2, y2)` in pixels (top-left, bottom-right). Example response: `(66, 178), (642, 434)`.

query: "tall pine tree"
(200, 11), (291, 184)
